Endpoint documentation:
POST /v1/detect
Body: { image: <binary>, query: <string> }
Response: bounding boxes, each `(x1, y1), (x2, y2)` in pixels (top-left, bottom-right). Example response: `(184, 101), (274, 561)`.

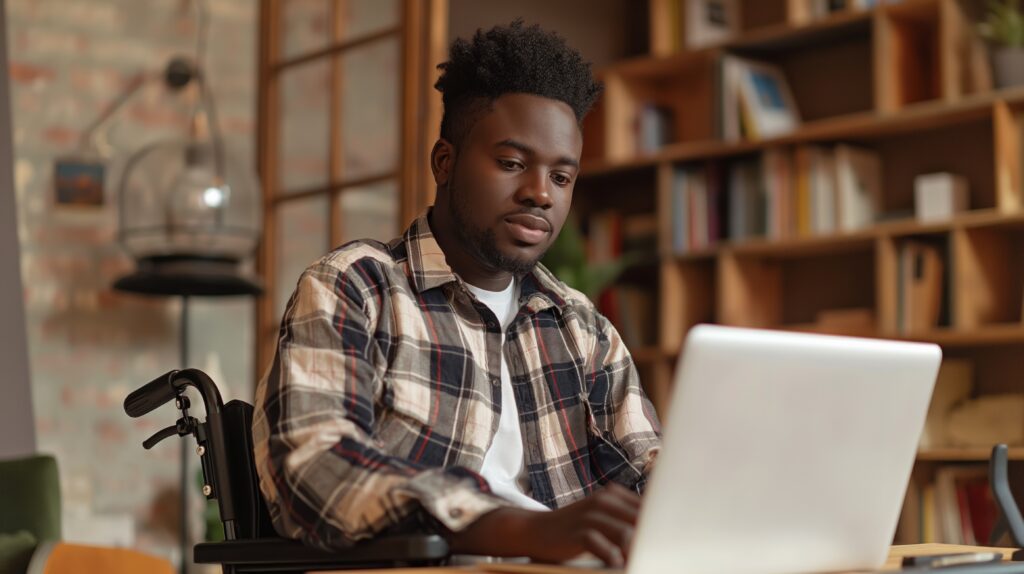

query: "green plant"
(979, 0), (1024, 48)
(541, 214), (636, 300)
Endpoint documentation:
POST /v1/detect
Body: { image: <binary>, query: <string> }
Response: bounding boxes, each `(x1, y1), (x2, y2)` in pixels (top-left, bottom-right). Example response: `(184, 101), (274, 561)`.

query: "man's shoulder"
(312, 236), (407, 278)
(530, 262), (601, 316)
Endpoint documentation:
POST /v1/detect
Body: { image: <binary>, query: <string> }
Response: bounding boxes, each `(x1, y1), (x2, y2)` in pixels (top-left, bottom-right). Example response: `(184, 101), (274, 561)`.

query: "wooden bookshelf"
(577, 0), (1024, 546)
(583, 86), (1024, 176)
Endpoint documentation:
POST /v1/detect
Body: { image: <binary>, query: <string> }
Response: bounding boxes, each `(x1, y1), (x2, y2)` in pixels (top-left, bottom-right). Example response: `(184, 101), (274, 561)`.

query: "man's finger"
(585, 512), (635, 560)
(583, 529), (624, 568)
(593, 489), (641, 524)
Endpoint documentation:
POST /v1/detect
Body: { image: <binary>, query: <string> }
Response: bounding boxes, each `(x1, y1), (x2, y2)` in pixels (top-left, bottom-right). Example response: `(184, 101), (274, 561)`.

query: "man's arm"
(252, 262), (509, 548)
(588, 313), (662, 484)
(448, 482), (642, 568)
(444, 306), (663, 566)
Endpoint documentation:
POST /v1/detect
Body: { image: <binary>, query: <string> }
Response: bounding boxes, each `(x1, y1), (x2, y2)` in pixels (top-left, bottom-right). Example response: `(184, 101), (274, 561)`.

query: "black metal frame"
(123, 368), (450, 573)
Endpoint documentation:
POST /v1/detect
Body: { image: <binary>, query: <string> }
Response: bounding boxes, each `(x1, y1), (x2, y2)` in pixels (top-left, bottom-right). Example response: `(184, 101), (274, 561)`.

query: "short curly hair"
(434, 19), (603, 146)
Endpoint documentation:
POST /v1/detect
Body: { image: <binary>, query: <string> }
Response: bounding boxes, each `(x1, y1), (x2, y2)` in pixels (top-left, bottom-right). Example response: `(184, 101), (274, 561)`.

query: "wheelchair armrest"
(194, 534), (449, 570)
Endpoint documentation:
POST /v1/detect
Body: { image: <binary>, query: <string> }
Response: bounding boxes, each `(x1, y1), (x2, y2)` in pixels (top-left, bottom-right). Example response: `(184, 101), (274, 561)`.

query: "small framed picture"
(54, 156), (105, 207)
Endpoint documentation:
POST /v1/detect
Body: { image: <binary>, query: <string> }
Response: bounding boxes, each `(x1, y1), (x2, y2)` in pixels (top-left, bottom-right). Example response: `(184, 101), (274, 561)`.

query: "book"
(684, 0), (738, 48)
(898, 241), (944, 334)
(727, 157), (766, 241)
(834, 144), (882, 232)
(934, 466), (989, 544)
(636, 103), (675, 153)
(732, 58), (801, 139)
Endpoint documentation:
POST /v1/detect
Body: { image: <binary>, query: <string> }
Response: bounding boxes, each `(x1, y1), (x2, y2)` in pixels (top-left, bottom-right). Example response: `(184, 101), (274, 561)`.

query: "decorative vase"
(992, 47), (1024, 88)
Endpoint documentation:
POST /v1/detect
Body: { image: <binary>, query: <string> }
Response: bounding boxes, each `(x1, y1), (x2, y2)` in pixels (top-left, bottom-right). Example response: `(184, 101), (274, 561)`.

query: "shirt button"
(449, 508), (463, 519)
(490, 376), (500, 386)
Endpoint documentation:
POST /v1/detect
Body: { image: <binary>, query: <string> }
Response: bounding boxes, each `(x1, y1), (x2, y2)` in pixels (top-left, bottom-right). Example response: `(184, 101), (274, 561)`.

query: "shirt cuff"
(392, 468), (513, 531)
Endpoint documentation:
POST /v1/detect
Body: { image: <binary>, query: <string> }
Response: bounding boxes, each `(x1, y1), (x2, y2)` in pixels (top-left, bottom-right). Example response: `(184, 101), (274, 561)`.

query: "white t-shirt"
(465, 279), (550, 512)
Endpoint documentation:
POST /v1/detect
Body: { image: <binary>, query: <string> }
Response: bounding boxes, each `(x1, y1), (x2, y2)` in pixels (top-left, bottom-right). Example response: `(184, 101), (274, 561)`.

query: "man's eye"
(552, 173), (572, 186)
(497, 159), (522, 171)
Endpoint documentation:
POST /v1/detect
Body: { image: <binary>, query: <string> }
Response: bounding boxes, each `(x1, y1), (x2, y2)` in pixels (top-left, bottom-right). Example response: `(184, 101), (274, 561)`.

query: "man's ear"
(430, 138), (455, 188)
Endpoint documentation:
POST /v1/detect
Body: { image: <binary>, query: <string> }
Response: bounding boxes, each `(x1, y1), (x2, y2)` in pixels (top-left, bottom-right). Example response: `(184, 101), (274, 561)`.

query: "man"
(253, 20), (661, 567)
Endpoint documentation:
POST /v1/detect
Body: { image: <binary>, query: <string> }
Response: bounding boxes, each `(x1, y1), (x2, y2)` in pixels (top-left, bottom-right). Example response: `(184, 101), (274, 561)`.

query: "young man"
(253, 21), (661, 567)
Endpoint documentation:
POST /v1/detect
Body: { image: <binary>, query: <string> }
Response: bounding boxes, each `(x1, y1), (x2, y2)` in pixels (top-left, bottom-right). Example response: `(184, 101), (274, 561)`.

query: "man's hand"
(447, 483), (641, 567)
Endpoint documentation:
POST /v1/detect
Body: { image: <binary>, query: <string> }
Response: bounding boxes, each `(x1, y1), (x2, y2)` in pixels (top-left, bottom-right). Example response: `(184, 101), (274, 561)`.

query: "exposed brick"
(42, 126), (79, 147)
(10, 0), (259, 565)
(9, 61), (56, 85)
(95, 418), (127, 443)
(35, 2), (125, 32)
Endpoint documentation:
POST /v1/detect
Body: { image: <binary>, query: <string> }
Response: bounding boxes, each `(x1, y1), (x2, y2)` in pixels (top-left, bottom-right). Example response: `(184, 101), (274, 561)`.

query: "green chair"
(0, 454), (61, 573)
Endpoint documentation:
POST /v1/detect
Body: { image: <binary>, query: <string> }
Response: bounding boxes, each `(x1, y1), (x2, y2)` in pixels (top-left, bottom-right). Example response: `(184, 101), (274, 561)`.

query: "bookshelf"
(574, 0), (1024, 545)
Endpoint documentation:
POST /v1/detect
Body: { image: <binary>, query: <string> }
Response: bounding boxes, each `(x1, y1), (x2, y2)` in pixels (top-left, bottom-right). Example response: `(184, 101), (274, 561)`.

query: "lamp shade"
(118, 139), (260, 261)
(115, 138), (263, 297)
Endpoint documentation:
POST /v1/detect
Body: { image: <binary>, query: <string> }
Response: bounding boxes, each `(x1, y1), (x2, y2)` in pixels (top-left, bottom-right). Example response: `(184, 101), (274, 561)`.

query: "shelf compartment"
(660, 258), (717, 354)
(994, 99), (1024, 212)
(875, 0), (989, 112)
(945, 344), (1024, 397)
(952, 226), (1024, 330)
(851, 115), (997, 215)
(875, 0), (941, 111)
(720, 246), (876, 331)
(738, 0), (789, 32)
(598, 52), (719, 162)
(877, 233), (954, 336)
(730, 18), (874, 122)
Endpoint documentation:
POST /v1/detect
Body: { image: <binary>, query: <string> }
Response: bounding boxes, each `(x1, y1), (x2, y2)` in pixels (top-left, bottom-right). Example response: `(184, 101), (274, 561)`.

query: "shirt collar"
(403, 210), (572, 314)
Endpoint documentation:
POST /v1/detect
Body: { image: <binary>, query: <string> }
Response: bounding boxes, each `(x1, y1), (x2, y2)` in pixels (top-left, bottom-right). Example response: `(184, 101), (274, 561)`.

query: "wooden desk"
(319, 544), (1018, 574)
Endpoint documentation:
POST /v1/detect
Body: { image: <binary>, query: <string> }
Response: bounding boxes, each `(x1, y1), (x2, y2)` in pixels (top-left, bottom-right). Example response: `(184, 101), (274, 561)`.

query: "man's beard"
(448, 181), (541, 276)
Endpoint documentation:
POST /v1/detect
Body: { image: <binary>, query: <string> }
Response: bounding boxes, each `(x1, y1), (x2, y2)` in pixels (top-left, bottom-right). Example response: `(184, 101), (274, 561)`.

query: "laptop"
(627, 324), (942, 574)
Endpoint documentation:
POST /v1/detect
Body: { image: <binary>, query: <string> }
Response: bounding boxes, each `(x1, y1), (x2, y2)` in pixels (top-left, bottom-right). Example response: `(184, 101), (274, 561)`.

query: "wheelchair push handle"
(124, 370), (182, 418)
(124, 368), (226, 419)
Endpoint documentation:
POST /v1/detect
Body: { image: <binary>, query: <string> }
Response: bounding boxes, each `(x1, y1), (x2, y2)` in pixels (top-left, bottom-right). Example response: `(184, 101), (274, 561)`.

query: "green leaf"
(541, 215), (639, 300)
(981, 0), (1024, 46)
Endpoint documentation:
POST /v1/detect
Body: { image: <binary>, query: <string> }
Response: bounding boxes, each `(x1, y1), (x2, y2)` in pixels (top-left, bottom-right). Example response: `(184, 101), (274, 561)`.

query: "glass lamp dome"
(115, 138), (263, 296)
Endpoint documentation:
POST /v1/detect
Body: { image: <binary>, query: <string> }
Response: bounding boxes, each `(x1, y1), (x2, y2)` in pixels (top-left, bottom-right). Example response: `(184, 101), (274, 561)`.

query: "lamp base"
(113, 255), (263, 297)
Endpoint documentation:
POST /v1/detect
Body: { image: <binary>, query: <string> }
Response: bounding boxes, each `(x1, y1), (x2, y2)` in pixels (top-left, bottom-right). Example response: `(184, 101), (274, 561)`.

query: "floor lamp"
(109, 56), (262, 574)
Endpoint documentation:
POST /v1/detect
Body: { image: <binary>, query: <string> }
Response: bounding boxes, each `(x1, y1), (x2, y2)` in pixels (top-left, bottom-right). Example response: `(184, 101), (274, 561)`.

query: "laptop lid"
(629, 325), (941, 574)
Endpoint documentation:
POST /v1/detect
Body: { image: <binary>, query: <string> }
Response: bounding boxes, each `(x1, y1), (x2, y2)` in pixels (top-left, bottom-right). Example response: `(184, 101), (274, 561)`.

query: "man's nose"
(515, 170), (553, 208)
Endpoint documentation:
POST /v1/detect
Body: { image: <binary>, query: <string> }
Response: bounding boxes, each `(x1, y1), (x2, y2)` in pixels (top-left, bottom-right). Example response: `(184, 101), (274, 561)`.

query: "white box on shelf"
(914, 172), (969, 222)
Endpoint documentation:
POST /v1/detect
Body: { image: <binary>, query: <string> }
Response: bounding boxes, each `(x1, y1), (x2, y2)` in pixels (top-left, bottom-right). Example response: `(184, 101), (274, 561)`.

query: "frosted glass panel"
(337, 180), (399, 245)
(281, 0), (331, 60)
(340, 0), (399, 40)
(339, 39), (399, 181)
(275, 195), (329, 319)
(278, 60), (331, 193)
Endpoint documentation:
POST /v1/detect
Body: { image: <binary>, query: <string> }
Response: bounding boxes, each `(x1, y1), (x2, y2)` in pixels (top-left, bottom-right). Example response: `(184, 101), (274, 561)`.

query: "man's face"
(444, 93), (583, 276)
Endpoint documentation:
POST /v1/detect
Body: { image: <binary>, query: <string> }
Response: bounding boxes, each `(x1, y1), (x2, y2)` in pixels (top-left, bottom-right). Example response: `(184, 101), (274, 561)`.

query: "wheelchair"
(123, 368), (450, 573)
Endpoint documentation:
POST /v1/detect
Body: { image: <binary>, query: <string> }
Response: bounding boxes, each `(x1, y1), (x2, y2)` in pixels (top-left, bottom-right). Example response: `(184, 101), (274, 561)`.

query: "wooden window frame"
(254, 0), (448, 375)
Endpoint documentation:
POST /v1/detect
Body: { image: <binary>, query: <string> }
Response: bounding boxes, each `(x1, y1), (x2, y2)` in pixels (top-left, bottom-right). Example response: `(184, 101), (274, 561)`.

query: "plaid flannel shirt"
(253, 212), (662, 548)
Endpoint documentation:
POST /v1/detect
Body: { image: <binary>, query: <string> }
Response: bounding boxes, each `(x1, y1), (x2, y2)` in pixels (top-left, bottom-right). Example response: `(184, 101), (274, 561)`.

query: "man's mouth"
(504, 213), (550, 245)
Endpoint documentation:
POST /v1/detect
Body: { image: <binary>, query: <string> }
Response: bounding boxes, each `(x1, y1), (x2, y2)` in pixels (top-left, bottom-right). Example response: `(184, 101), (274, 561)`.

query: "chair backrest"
(0, 455), (61, 542)
(218, 400), (275, 539)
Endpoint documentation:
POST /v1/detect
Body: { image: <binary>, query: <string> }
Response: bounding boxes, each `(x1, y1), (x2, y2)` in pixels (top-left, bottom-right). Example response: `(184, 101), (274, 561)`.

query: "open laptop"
(627, 324), (942, 574)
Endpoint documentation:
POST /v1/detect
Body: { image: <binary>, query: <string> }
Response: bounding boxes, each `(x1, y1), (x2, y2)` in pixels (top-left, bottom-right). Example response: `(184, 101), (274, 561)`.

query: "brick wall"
(8, 0), (257, 567)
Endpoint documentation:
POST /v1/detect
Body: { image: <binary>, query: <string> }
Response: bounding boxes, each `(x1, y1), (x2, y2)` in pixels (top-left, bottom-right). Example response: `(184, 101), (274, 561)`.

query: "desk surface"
(319, 544), (1017, 574)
